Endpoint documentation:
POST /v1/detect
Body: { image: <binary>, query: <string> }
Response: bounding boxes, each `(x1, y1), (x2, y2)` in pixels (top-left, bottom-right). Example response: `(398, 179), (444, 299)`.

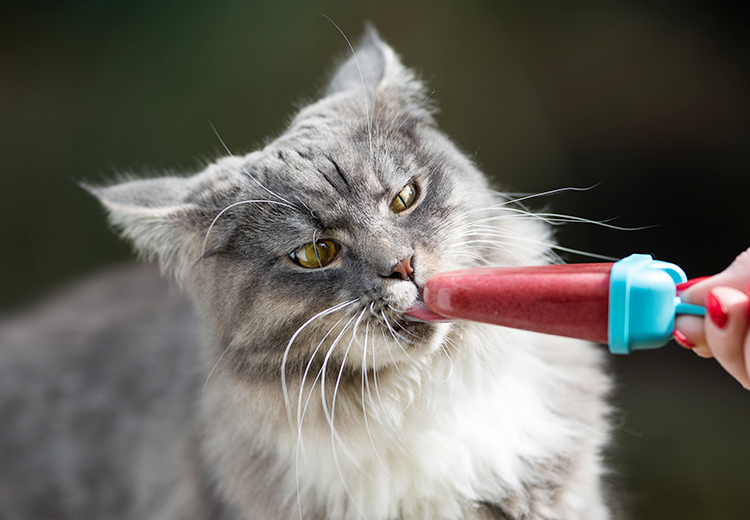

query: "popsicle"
(413, 254), (706, 354)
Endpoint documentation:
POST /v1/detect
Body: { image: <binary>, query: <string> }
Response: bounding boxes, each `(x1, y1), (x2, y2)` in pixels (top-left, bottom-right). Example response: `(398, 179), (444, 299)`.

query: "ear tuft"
(324, 24), (434, 124)
(326, 24), (387, 97)
(325, 26), (416, 93)
(84, 176), (204, 280)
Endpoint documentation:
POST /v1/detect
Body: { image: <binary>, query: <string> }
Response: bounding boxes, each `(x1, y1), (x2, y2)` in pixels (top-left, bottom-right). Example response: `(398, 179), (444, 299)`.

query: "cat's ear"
(325, 25), (428, 109)
(85, 176), (207, 277)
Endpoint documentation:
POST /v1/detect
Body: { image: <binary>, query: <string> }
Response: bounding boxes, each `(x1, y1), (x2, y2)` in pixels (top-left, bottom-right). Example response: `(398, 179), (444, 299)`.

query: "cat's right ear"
(84, 176), (206, 278)
(324, 25), (433, 123)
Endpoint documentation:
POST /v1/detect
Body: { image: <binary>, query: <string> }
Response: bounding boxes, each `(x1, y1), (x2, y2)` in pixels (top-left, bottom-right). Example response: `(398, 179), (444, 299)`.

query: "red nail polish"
(673, 330), (695, 349)
(706, 291), (728, 328)
(676, 276), (711, 292)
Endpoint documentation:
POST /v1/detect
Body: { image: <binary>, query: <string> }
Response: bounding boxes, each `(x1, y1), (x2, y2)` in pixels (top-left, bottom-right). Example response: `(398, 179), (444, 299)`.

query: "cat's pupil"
(291, 240), (338, 269)
(390, 183), (417, 214)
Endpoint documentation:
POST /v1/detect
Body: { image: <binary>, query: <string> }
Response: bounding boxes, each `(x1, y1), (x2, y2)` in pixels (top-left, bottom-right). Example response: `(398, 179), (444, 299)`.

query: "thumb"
(679, 247), (750, 306)
(674, 247), (750, 353)
(703, 286), (750, 390)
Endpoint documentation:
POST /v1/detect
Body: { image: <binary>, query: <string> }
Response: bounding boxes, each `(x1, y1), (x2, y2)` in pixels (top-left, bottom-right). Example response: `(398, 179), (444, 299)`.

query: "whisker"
(457, 230), (618, 262)
(332, 309), (367, 430)
(320, 14), (374, 162)
(201, 199), (297, 259)
(295, 312), (357, 520)
(297, 316), (347, 428)
(329, 311), (372, 482)
(394, 89), (435, 135)
(379, 327), (405, 379)
(282, 300), (357, 433)
(371, 328), (393, 429)
(317, 311), (368, 517)
(207, 120), (299, 208)
(201, 338), (237, 396)
(295, 195), (316, 218)
(465, 208), (653, 231)
(360, 321), (396, 481)
(490, 185), (600, 208)
(380, 311), (417, 364)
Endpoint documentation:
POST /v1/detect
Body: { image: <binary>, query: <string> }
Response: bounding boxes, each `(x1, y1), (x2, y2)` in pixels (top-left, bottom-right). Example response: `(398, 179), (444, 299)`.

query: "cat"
(0, 27), (612, 519)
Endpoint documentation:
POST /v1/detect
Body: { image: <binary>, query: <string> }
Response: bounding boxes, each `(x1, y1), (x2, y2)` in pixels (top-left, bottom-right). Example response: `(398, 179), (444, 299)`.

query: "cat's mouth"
(403, 290), (451, 323)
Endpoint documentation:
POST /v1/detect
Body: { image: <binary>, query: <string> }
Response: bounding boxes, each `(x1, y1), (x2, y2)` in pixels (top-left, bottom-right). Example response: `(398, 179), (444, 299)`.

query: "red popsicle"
(421, 263), (614, 343)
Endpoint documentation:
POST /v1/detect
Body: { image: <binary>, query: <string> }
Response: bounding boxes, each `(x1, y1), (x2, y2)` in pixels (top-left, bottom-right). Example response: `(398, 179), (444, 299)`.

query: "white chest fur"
(203, 324), (603, 520)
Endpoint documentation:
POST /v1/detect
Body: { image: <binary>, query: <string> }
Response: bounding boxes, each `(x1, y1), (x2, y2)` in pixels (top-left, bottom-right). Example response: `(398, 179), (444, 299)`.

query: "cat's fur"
(0, 29), (612, 519)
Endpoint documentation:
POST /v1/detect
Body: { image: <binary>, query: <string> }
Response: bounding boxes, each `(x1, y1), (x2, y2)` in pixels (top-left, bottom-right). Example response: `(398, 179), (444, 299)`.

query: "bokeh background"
(2, 0), (749, 517)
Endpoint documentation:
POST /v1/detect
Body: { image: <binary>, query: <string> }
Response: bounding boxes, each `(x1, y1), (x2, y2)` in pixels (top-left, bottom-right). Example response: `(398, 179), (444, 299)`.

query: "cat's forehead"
(241, 119), (425, 212)
(191, 87), (439, 233)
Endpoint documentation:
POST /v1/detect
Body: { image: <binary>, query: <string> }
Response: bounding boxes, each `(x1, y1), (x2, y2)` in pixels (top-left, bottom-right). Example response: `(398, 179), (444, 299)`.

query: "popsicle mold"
(608, 254), (705, 354)
(421, 254), (706, 354)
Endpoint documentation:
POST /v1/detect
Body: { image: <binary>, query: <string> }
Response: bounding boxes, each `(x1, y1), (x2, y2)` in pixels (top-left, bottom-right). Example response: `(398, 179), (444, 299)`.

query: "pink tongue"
(405, 300), (452, 322)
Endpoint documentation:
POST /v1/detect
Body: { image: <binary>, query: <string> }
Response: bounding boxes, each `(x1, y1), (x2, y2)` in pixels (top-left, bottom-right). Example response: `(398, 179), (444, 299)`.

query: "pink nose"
(389, 256), (414, 281)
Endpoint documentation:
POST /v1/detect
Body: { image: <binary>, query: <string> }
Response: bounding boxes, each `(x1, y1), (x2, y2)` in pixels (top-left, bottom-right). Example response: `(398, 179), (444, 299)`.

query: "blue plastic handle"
(608, 254), (706, 354)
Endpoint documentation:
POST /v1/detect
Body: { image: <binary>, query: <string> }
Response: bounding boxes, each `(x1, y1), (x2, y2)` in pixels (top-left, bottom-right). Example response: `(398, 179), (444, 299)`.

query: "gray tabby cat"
(0, 28), (612, 519)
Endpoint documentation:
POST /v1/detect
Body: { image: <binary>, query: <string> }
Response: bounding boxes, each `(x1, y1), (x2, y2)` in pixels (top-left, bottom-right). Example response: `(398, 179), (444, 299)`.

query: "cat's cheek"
(411, 245), (463, 286)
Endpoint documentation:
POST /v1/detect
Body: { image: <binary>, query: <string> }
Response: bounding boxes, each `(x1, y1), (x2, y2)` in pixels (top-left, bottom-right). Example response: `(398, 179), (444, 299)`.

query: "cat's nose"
(387, 255), (414, 281)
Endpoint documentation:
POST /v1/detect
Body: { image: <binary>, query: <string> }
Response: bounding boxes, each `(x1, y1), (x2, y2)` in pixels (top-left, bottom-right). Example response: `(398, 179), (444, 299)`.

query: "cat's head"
(89, 28), (551, 379)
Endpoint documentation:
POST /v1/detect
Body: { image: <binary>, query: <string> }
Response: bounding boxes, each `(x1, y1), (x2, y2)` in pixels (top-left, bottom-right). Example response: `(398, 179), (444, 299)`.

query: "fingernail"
(676, 276), (711, 293)
(673, 330), (695, 349)
(706, 291), (728, 328)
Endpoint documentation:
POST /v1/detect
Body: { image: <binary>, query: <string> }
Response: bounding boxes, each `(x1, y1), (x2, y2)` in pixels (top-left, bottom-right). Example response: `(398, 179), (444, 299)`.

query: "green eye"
(390, 183), (417, 214)
(291, 240), (339, 268)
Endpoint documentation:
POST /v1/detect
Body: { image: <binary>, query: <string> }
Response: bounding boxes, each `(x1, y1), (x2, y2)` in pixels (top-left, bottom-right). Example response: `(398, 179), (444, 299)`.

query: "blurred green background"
(2, 0), (749, 518)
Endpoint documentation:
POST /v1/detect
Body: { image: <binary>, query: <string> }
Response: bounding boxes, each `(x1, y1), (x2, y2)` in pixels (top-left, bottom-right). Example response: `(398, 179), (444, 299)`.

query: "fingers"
(679, 247), (750, 306)
(673, 314), (711, 356)
(673, 248), (750, 389)
(674, 247), (750, 354)
(703, 287), (750, 389)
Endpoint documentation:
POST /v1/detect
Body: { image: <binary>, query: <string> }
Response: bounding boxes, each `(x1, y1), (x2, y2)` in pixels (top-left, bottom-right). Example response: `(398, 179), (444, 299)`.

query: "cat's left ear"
(325, 24), (430, 113)
(85, 176), (209, 278)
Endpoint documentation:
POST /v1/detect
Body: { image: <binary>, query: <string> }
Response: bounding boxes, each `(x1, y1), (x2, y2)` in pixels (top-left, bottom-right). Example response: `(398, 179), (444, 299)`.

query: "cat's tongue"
(404, 299), (452, 322)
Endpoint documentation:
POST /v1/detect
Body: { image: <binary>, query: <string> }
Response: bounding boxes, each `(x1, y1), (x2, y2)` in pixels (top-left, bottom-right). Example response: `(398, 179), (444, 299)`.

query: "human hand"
(674, 248), (750, 390)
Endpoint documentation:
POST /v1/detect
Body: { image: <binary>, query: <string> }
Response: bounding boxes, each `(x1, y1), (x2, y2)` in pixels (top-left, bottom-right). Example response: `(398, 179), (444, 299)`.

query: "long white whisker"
(379, 326), (405, 379)
(317, 311), (368, 517)
(381, 311), (417, 364)
(320, 14), (374, 162)
(332, 310), (367, 429)
(294, 314), (347, 520)
(490, 185), (599, 207)
(207, 120), (298, 208)
(329, 310), (371, 483)
(360, 321), (396, 481)
(297, 316), (347, 428)
(372, 329), (393, 428)
(201, 338), (237, 396)
(202, 199), (296, 258)
(464, 207), (652, 231)
(456, 230), (618, 262)
(295, 312), (357, 520)
(282, 300), (357, 433)
(394, 89), (435, 134)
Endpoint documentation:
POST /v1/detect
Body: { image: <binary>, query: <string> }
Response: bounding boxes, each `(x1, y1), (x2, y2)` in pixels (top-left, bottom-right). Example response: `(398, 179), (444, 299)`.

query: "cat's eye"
(291, 240), (339, 268)
(390, 183), (417, 214)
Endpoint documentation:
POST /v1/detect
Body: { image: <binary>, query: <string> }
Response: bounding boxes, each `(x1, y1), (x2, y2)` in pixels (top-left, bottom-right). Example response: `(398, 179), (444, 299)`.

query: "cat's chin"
(404, 299), (452, 323)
